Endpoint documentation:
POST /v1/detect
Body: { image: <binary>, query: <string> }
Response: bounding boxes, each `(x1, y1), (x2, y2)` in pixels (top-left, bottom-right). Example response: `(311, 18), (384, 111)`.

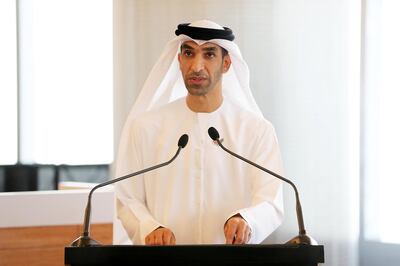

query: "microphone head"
(178, 134), (189, 148)
(208, 127), (220, 140)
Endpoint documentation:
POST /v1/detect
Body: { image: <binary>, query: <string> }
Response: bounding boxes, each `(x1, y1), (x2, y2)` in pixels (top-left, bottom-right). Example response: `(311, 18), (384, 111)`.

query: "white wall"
(113, 1), (360, 265)
(0, 189), (114, 228)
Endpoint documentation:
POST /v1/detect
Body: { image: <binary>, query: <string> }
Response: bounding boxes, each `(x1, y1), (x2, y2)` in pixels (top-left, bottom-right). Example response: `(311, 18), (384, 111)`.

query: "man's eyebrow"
(202, 46), (218, 52)
(181, 43), (194, 50)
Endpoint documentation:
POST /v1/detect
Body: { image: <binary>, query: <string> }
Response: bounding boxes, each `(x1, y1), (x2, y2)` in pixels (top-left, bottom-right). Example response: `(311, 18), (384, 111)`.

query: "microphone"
(70, 134), (189, 247)
(208, 127), (316, 245)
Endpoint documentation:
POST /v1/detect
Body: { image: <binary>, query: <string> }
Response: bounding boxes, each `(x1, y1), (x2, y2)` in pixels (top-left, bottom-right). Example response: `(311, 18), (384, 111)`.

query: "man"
(115, 20), (284, 245)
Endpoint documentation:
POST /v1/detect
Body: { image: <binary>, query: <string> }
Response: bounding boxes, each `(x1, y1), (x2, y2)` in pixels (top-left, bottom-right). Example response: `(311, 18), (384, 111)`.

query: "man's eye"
(184, 51), (193, 57)
(205, 52), (215, 58)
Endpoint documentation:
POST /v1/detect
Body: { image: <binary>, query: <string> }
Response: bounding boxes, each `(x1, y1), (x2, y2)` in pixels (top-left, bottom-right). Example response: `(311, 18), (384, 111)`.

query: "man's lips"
(189, 76), (206, 85)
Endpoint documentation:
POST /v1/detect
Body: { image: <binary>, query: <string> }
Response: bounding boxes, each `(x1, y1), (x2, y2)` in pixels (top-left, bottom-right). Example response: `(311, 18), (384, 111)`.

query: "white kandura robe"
(115, 97), (284, 244)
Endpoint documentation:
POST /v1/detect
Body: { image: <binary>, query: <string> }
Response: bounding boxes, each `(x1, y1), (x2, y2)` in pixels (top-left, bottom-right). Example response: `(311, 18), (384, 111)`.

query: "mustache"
(187, 71), (208, 79)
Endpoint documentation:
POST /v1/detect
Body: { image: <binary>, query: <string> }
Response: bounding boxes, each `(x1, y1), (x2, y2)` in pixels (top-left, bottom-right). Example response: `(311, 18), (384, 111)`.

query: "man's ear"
(222, 54), (231, 73)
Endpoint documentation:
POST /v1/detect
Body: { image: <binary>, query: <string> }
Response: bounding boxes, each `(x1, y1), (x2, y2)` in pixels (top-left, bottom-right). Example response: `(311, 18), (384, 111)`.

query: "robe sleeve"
(229, 122), (284, 243)
(114, 121), (165, 244)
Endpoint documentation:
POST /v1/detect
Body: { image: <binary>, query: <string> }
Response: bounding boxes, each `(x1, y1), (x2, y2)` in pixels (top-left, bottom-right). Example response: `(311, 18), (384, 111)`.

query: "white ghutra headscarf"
(124, 20), (262, 120)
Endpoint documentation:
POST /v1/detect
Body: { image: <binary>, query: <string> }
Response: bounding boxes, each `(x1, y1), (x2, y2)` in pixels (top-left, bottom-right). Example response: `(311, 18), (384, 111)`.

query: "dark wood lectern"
(65, 244), (324, 265)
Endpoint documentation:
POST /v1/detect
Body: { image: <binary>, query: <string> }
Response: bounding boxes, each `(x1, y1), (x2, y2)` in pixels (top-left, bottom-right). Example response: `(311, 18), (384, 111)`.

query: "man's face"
(178, 41), (231, 96)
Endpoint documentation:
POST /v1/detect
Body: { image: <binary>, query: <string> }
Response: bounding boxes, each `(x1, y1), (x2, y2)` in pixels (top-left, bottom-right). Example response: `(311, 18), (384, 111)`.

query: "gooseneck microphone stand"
(208, 127), (316, 245)
(70, 134), (189, 247)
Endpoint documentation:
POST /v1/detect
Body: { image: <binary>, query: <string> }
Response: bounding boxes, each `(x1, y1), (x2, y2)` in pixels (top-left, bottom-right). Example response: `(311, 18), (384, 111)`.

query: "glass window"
(363, 0), (400, 244)
(0, 0), (18, 165)
(18, 0), (113, 165)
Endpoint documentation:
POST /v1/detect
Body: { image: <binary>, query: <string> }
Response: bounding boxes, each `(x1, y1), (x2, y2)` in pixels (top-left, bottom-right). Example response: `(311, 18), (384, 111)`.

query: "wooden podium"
(65, 244), (324, 265)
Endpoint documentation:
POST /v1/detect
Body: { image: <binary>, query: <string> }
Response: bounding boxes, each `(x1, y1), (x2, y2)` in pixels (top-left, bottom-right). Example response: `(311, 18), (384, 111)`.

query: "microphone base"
(70, 235), (102, 247)
(286, 234), (318, 245)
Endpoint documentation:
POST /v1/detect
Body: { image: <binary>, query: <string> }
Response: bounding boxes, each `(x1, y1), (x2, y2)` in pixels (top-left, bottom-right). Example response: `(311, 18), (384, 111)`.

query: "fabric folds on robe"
(115, 97), (284, 244)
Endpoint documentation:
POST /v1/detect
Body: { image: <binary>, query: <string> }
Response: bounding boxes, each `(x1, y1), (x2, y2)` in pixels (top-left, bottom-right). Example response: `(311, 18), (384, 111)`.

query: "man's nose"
(190, 55), (205, 72)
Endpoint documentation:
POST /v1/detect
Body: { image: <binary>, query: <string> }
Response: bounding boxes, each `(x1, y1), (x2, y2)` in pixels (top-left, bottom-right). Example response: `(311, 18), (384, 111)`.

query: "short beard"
(185, 82), (211, 96)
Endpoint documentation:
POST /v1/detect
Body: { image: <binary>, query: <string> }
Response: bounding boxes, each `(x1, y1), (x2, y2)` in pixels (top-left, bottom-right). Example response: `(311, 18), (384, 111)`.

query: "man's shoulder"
(133, 97), (186, 126)
(224, 98), (274, 129)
